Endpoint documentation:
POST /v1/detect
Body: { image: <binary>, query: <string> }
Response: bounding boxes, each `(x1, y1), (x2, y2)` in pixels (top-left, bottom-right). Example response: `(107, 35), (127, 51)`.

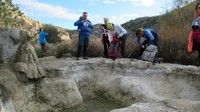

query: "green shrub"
(157, 1), (197, 65)
(55, 41), (72, 58)
(87, 38), (104, 57)
(33, 41), (72, 58)
(43, 24), (61, 44)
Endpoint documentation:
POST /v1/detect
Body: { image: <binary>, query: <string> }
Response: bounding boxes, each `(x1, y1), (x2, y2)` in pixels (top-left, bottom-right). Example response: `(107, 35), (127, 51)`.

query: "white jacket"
(111, 25), (127, 38)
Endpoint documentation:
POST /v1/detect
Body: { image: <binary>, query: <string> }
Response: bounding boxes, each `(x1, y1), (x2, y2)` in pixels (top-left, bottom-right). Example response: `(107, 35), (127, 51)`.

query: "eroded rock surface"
(15, 42), (45, 80)
(39, 57), (200, 112)
(0, 57), (200, 112)
(0, 28), (28, 63)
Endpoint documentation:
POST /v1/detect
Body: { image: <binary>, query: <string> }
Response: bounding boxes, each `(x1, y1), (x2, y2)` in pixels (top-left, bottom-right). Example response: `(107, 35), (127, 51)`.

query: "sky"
(12, 0), (174, 29)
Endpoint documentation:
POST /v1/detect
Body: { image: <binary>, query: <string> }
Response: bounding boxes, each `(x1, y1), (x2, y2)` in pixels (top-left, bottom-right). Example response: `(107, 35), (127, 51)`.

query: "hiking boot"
(83, 57), (89, 60)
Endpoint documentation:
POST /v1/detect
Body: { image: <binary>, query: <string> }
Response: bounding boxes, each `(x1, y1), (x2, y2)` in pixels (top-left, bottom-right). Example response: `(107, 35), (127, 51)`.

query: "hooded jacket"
(74, 18), (93, 37)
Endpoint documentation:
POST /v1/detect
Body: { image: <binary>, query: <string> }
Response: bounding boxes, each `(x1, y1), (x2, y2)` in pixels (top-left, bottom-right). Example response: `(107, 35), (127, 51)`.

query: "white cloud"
(86, 0), (155, 7)
(13, 0), (80, 20)
(12, 0), (158, 29)
(90, 13), (138, 25)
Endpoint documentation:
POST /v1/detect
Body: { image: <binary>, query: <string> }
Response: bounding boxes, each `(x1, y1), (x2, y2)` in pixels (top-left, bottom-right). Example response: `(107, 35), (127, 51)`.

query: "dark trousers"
(102, 34), (110, 58)
(195, 42), (200, 64)
(76, 35), (89, 57)
(41, 43), (47, 52)
(40, 43), (47, 57)
(76, 45), (88, 57)
(120, 34), (128, 58)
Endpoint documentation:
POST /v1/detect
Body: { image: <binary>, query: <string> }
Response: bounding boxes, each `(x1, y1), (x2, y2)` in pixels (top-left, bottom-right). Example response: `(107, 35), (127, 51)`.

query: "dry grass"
(34, 41), (72, 58)
(157, 2), (199, 65)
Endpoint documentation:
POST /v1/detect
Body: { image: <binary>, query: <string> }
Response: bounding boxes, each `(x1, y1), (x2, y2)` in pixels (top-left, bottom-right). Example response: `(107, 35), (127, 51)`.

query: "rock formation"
(0, 28), (200, 112)
(0, 57), (200, 112)
(0, 28), (25, 63)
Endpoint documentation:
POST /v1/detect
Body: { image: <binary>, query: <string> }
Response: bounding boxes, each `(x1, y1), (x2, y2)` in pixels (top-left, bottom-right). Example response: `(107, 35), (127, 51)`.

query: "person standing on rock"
(74, 12), (93, 60)
(188, 3), (200, 65)
(38, 28), (48, 56)
(106, 22), (128, 58)
(100, 18), (110, 58)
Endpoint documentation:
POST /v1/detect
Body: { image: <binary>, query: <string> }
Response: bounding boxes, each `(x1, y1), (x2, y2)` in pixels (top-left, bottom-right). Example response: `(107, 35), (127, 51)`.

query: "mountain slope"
(0, 1), (42, 34)
(0, 1), (70, 41)
(122, 16), (159, 33)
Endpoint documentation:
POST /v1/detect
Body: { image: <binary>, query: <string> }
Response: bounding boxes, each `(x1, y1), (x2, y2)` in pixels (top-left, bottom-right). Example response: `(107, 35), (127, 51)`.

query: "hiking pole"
(127, 50), (134, 58)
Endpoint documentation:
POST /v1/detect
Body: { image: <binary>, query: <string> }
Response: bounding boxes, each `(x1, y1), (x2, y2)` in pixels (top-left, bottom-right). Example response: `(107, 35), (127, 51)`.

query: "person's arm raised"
(74, 19), (83, 26)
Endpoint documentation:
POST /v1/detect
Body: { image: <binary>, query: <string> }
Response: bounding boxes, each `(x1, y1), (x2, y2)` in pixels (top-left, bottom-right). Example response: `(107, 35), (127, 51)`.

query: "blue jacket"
(143, 29), (158, 45)
(39, 31), (48, 44)
(74, 19), (93, 37)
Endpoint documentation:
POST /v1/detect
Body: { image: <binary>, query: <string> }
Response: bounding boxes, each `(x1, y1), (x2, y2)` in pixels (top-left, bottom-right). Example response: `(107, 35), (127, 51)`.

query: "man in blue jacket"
(74, 12), (93, 60)
(38, 28), (48, 54)
(135, 28), (158, 58)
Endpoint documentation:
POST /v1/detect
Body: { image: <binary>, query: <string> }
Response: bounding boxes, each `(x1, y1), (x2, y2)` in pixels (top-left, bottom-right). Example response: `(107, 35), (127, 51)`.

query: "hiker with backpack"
(74, 12), (93, 60)
(106, 23), (128, 58)
(188, 3), (200, 65)
(135, 28), (158, 62)
(38, 28), (48, 56)
(100, 18), (110, 58)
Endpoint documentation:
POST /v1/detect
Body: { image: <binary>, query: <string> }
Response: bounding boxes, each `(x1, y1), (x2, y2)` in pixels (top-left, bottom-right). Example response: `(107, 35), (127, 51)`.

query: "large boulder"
(0, 84), (16, 112)
(37, 78), (83, 108)
(14, 42), (45, 80)
(0, 28), (29, 63)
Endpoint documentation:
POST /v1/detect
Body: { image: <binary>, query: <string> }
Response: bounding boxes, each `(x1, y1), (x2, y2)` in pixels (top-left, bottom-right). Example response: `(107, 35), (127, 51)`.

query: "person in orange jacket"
(189, 3), (200, 65)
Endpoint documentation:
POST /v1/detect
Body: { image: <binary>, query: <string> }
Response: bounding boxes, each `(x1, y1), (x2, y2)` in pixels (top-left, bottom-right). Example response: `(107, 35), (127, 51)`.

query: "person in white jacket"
(107, 23), (128, 58)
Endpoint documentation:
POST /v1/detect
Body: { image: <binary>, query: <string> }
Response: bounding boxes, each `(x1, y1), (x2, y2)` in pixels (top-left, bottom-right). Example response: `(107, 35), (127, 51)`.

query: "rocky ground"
(0, 28), (200, 112)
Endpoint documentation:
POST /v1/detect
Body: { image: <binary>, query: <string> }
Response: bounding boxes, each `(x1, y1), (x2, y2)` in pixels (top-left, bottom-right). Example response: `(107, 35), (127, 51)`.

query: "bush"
(157, 1), (197, 65)
(87, 38), (104, 57)
(70, 35), (137, 58)
(70, 37), (104, 57)
(34, 41), (72, 58)
(55, 41), (72, 58)
(43, 24), (61, 44)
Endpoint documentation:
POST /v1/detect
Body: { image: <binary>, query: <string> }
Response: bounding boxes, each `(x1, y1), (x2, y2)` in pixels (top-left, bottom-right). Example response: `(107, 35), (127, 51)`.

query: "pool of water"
(62, 97), (124, 112)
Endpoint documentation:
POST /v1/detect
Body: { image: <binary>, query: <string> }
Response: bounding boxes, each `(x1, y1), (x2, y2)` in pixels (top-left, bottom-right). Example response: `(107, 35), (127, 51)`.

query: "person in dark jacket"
(74, 12), (93, 60)
(135, 28), (158, 58)
(100, 18), (110, 58)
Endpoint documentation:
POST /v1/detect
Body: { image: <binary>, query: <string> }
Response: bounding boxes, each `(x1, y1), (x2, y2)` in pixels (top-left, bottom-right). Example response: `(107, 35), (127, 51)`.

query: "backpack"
(142, 45), (158, 62)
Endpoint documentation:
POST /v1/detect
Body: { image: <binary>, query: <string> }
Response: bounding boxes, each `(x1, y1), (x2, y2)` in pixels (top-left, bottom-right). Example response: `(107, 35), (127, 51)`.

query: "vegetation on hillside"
(1, 0), (199, 65)
(120, 0), (197, 65)
(158, 0), (196, 65)
(42, 24), (61, 44)
(0, 0), (23, 27)
(0, 0), (42, 33)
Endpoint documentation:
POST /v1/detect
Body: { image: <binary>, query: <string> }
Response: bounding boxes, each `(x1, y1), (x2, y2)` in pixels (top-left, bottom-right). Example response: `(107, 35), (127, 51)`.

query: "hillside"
(0, 0), (42, 36)
(1, 0), (199, 65)
(122, 16), (159, 33)
(120, 2), (197, 65)
(121, 2), (195, 37)
(0, 0), (70, 40)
